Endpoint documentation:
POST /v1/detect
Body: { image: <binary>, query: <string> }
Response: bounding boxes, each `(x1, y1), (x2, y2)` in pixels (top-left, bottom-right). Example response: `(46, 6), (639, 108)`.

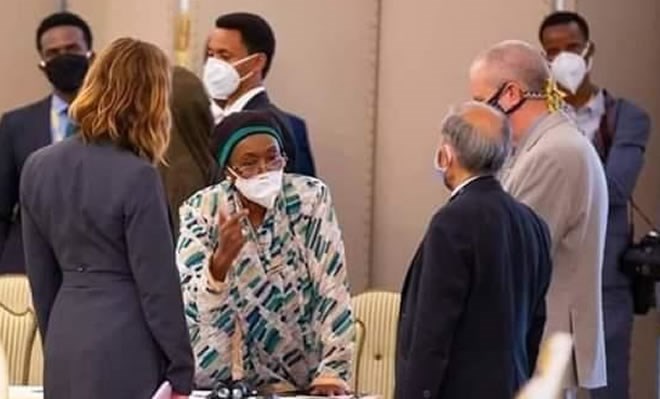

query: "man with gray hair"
(469, 40), (609, 398)
(395, 102), (552, 399)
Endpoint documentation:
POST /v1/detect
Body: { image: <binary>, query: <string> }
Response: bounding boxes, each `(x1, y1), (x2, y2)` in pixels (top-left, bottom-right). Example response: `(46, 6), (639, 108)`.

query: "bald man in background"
(396, 102), (552, 399)
(469, 40), (609, 398)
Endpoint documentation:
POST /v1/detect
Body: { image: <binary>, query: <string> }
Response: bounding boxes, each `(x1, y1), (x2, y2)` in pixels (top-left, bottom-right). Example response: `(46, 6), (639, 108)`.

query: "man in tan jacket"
(468, 40), (608, 398)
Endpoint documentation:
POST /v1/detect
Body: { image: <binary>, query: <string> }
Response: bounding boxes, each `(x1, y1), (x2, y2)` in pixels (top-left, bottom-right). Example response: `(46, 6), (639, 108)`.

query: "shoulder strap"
(596, 92), (622, 161)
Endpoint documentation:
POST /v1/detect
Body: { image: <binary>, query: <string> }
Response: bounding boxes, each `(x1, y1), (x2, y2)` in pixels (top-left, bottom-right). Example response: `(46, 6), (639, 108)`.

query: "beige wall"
(0, 0), (57, 111)
(576, 1), (660, 397)
(372, 0), (549, 289)
(67, 0), (174, 56)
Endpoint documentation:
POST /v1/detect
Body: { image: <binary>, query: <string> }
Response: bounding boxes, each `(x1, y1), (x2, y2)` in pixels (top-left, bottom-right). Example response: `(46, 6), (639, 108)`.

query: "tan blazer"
(501, 111), (608, 389)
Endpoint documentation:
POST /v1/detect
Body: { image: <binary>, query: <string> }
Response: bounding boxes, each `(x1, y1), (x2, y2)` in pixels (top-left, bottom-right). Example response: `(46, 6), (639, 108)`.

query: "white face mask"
(203, 57), (239, 101)
(550, 44), (592, 95)
(202, 55), (256, 101)
(231, 169), (283, 209)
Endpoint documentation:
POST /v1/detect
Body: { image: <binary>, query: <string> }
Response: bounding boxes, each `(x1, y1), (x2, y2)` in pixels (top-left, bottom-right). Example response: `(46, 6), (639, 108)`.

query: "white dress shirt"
(567, 89), (606, 141)
(50, 94), (72, 143)
(212, 86), (266, 124)
(450, 175), (485, 199)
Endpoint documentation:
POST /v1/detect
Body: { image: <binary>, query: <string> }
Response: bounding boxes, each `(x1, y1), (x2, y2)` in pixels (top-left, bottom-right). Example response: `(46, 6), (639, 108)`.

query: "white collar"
(225, 86), (266, 115)
(574, 89), (605, 117)
(450, 175), (483, 199)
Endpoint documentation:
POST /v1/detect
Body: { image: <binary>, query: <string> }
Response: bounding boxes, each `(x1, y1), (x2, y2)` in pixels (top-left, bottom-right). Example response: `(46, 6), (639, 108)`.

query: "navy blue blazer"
(244, 91), (316, 177)
(395, 177), (552, 399)
(595, 92), (651, 289)
(0, 97), (51, 274)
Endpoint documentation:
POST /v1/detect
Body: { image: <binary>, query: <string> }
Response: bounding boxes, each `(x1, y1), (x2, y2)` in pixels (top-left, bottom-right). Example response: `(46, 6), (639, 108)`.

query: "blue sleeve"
(606, 101), (650, 206)
(287, 113), (316, 177)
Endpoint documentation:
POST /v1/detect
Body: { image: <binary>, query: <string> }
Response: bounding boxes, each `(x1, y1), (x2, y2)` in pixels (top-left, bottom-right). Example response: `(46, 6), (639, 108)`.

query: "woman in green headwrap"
(176, 110), (354, 396)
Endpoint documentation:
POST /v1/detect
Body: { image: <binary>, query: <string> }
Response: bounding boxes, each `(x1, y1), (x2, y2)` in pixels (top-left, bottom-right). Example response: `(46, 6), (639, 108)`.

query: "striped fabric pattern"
(177, 174), (354, 390)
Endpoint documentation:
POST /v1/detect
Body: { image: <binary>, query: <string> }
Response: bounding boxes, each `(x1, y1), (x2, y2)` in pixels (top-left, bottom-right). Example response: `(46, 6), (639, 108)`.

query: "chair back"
(27, 333), (43, 385)
(0, 275), (38, 385)
(351, 291), (400, 399)
(0, 343), (9, 399)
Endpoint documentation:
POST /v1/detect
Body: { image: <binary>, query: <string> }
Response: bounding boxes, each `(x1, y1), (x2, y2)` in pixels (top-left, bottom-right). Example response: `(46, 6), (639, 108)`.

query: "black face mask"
(42, 53), (90, 94)
(486, 83), (526, 115)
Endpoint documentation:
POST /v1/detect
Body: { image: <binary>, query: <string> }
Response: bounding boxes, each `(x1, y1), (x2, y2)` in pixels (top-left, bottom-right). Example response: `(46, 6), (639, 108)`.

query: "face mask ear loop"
(439, 143), (455, 171)
(226, 166), (241, 183)
(231, 53), (259, 68)
(231, 54), (261, 84)
(582, 42), (594, 72)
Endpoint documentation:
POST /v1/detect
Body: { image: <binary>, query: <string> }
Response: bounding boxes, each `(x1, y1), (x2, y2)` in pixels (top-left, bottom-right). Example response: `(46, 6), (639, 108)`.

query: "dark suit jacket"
(21, 137), (194, 398)
(244, 91), (316, 176)
(0, 97), (52, 274)
(395, 177), (552, 399)
(594, 91), (650, 289)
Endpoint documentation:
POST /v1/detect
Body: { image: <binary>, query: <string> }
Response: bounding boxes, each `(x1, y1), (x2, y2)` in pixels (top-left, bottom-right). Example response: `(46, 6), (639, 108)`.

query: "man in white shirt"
(202, 12), (316, 176)
(540, 12), (651, 399)
(0, 12), (94, 274)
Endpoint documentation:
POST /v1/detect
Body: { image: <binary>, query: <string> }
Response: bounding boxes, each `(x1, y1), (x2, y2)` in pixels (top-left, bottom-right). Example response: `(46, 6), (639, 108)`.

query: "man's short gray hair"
(471, 40), (549, 92)
(440, 101), (511, 175)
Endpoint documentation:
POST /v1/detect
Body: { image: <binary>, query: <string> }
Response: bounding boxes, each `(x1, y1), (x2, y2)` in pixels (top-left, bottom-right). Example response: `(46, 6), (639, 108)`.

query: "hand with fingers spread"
(209, 209), (249, 282)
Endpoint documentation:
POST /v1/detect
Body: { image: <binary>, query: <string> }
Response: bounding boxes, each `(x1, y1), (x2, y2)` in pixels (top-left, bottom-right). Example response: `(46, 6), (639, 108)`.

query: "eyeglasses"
(229, 154), (287, 178)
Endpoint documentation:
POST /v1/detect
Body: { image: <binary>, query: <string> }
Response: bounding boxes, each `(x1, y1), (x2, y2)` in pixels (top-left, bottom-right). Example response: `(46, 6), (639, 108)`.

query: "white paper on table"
(152, 381), (172, 399)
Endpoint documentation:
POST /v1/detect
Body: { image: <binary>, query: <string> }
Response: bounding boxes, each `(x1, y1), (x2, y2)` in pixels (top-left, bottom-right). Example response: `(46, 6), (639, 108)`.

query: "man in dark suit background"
(202, 12), (316, 176)
(0, 12), (94, 273)
(395, 102), (552, 399)
(540, 13), (651, 398)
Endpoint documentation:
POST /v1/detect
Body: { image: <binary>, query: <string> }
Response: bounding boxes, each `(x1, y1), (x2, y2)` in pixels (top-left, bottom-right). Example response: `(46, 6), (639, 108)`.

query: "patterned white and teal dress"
(176, 174), (354, 391)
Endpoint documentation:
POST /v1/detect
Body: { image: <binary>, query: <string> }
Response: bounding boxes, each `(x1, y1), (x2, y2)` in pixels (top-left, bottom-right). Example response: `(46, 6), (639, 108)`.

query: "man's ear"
(586, 41), (596, 59)
(254, 53), (268, 76)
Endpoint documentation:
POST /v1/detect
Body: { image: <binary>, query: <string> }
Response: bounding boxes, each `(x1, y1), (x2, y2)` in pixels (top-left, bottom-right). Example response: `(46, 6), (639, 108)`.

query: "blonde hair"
(70, 37), (171, 164)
